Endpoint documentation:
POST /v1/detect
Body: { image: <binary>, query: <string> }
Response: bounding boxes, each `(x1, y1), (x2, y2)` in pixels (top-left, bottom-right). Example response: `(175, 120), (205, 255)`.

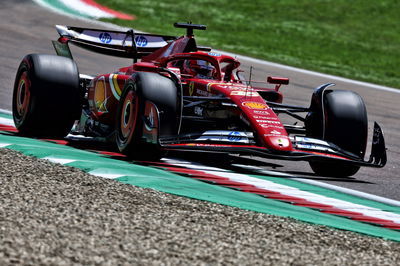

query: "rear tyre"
(115, 72), (180, 160)
(306, 90), (368, 177)
(12, 54), (81, 138)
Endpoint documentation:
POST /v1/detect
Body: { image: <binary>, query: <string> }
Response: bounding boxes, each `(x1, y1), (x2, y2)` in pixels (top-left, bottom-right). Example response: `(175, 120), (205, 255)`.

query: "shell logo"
(242, 102), (268, 110)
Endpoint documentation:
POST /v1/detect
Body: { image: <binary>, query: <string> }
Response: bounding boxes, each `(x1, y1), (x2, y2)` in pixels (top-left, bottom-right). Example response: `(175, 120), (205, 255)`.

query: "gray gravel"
(0, 148), (399, 265)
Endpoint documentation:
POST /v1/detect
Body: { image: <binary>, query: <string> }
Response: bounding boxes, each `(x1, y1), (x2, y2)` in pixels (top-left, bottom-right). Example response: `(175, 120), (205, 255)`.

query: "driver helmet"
(184, 60), (216, 79)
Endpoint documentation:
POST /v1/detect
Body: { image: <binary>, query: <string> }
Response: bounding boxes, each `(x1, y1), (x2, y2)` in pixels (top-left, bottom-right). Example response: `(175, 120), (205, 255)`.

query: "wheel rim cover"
(15, 71), (31, 124)
(120, 90), (137, 139)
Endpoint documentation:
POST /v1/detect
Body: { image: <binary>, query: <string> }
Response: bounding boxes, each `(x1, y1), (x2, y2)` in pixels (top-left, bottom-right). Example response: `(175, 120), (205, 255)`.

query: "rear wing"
(53, 25), (176, 60)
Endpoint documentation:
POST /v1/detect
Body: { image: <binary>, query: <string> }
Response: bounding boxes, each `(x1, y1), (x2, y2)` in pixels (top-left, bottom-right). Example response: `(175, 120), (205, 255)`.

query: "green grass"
(96, 0), (400, 88)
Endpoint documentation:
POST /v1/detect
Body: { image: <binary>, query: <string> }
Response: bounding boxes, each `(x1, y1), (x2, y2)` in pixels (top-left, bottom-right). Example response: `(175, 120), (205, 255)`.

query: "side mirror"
(267, 76), (289, 91)
(267, 76), (289, 85)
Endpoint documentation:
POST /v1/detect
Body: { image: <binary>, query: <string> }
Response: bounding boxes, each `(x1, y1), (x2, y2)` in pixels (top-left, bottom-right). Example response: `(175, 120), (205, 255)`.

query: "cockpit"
(162, 52), (243, 82)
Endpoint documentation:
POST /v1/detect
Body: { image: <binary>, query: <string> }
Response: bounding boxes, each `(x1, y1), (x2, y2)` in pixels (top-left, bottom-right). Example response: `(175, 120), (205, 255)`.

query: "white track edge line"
(0, 117), (14, 126)
(233, 163), (400, 207)
(168, 158), (400, 209)
(293, 177), (400, 207)
(0, 109), (12, 115)
(166, 159), (400, 222)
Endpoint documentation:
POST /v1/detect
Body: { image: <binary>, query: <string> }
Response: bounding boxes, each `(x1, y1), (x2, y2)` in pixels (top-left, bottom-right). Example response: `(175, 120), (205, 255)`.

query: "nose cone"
(266, 136), (292, 151)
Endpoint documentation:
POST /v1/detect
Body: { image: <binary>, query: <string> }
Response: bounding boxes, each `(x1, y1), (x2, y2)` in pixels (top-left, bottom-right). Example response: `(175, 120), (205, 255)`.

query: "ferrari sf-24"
(12, 23), (386, 176)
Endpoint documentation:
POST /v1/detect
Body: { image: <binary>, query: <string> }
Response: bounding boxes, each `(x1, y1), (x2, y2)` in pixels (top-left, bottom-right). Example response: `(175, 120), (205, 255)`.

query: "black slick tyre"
(115, 72), (180, 160)
(306, 90), (368, 177)
(12, 54), (81, 138)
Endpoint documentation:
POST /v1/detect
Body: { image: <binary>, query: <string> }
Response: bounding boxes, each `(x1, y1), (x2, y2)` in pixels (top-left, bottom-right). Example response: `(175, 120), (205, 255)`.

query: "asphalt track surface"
(1, 0), (399, 203)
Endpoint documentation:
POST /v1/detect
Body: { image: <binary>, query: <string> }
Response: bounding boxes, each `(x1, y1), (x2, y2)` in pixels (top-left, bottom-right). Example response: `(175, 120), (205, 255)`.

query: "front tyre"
(115, 72), (180, 160)
(12, 54), (81, 138)
(306, 90), (368, 177)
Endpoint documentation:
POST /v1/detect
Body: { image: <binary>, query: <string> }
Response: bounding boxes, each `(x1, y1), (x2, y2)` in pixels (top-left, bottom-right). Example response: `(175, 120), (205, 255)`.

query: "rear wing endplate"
(53, 25), (176, 60)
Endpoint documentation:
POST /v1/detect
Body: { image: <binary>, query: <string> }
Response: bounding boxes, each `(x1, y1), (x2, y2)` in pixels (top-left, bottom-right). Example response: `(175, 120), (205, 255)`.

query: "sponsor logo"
(230, 91), (259, 97)
(259, 124), (284, 129)
(242, 102), (268, 110)
(298, 144), (315, 149)
(135, 35), (148, 47)
(196, 89), (209, 96)
(296, 143), (334, 153)
(373, 127), (382, 145)
(99, 32), (112, 44)
(227, 131), (242, 141)
(253, 116), (270, 119)
(295, 136), (330, 146)
(277, 137), (290, 147)
(184, 143), (222, 147)
(189, 82), (195, 96)
(270, 130), (281, 135)
(260, 121), (281, 127)
(256, 119), (280, 123)
(208, 52), (221, 57)
(206, 83), (248, 91)
(253, 110), (271, 115)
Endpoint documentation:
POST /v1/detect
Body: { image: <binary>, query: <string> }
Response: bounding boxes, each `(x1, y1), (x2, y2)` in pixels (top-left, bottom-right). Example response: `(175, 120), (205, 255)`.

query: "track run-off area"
(2, 112), (400, 241)
(1, 1), (400, 262)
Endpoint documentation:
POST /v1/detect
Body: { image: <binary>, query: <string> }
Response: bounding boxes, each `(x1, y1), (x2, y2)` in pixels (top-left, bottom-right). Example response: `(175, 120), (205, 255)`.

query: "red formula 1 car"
(12, 23), (386, 176)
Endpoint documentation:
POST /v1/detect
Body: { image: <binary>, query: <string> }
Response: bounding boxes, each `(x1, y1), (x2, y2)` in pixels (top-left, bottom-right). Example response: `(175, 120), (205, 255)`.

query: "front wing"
(160, 122), (386, 168)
